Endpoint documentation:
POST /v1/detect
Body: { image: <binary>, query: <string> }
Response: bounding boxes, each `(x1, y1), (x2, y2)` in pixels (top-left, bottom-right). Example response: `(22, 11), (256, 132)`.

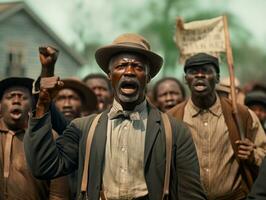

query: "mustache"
(10, 106), (22, 113)
(118, 77), (140, 88)
(192, 79), (207, 86)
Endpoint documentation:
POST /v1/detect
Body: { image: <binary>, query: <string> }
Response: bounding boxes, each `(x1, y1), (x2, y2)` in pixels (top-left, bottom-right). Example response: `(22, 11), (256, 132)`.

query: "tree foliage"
(70, 0), (266, 84)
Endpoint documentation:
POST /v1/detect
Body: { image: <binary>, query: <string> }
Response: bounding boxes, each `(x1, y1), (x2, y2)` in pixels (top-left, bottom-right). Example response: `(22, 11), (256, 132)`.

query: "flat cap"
(245, 91), (266, 107)
(184, 53), (219, 73)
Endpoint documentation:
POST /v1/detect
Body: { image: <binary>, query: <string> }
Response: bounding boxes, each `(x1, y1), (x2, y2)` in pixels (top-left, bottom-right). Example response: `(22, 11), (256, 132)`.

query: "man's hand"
(39, 46), (59, 77)
(235, 138), (256, 163)
(36, 76), (63, 117)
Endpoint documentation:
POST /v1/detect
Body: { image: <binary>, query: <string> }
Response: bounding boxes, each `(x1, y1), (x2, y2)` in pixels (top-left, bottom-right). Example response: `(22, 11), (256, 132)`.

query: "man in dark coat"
(24, 33), (206, 200)
(246, 157), (266, 200)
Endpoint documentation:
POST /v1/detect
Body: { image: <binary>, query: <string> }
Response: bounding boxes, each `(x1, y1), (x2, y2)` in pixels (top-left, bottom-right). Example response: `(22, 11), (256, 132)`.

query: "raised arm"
(24, 46), (78, 179)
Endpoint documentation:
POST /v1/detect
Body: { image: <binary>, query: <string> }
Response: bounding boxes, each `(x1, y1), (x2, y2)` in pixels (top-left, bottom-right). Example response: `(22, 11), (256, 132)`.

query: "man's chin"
(63, 113), (76, 121)
(116, 93), (140, 104)
(192, 89), (210, 96)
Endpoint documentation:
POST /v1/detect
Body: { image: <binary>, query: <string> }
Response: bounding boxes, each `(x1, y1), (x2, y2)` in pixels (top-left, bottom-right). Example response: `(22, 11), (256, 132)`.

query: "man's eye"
(133, 64), (144, 70)
(116, 64), (126, 69)
(188, 69), (197, 74)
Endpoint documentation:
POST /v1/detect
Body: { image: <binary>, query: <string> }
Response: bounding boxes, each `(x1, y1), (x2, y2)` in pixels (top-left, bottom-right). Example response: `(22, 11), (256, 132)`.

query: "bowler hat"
(0, 77), (33, 100)
(245, 91), (266, 108)
(95, 33), (163, 78)
(184, 53), (219, 73)
(61, 79), (97, 112)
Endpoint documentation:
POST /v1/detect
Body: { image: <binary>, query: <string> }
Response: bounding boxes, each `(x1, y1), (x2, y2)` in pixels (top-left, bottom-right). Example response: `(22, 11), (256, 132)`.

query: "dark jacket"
(246, 157), (266, 200)
(24, 103), (206, 200)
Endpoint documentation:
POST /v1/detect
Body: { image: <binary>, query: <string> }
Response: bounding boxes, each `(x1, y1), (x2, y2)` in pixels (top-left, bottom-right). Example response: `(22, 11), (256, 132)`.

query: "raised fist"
(39, 46), (59, 66)
(39, 46), (59, 77)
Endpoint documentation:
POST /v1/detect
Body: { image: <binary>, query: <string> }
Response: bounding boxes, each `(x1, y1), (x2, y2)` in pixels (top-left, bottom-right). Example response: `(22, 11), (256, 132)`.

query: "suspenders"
(80, 112), (173, 199)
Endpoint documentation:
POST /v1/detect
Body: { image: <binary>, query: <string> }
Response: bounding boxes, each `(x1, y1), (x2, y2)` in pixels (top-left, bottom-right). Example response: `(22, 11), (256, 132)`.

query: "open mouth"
(164, 103), (176, 110)
(62, 110), (74, 117)
(10, 109), (22, 120)
(193, 81), (207, 92)
(120, 81), (138, 95)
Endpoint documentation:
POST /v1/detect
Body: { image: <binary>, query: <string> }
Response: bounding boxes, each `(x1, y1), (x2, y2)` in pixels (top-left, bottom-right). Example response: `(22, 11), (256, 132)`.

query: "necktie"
(109, 110), (140, 121)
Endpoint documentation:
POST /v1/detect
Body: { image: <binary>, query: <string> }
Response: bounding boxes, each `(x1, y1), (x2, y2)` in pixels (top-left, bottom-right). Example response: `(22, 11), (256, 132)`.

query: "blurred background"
(0, 0), (266, 86)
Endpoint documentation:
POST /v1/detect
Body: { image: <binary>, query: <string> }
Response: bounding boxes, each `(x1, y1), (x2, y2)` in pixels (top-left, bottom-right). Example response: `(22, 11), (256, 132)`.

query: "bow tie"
(109, 110), (141, 121)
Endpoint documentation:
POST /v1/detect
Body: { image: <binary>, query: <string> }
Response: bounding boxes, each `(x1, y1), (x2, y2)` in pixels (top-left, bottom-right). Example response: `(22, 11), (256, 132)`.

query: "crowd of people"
(1, 32), (266, 200)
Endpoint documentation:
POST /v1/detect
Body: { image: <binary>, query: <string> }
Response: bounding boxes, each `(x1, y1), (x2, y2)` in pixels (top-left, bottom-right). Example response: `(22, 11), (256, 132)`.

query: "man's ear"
(107, 71), (111, 81)
(147, 75), (151, 84)
(183, 74), (188, 85)
(216, 73), (220, 84)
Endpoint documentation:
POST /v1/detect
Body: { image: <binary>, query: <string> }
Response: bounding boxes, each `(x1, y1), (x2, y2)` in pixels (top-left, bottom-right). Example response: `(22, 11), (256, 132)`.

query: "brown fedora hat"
(95, 33), (163, 78)
(60, 79), (98, 112)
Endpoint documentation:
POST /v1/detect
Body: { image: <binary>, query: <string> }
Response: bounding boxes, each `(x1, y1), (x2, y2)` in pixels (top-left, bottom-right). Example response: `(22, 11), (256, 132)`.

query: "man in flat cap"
(24, 33), (206, 200)
(0, 77), (69, 200)
(168, 53), (266, 200)
(245, 90), (266, 133)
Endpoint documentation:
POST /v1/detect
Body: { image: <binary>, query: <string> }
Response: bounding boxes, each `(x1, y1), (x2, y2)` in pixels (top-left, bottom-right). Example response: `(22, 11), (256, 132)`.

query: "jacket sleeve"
(24, 112), (81, 179)
(246, 157), (266, 200)
(172, 118), (207, 200)
(50, 103), (70, 135)
(49, 176), (70, 200)
(248, 110), (266, 166)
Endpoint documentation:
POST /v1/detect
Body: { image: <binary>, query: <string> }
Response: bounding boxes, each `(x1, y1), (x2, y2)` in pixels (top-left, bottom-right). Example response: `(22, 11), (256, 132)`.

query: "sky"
(1, 0), (266, 77)
(3, 0), (262, 48)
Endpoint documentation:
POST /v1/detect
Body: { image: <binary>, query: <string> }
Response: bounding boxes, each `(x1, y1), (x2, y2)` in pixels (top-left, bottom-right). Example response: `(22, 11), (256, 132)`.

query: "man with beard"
(24, 33), (206, 200)
(168, 53), (266, 200)
(83, 73), (113, 112)
(0, 77), (69, 200)
(153, 77), (186, 112)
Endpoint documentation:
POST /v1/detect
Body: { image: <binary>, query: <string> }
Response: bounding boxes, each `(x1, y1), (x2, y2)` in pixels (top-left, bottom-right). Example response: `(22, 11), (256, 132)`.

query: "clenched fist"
(39, 46), (59, 77)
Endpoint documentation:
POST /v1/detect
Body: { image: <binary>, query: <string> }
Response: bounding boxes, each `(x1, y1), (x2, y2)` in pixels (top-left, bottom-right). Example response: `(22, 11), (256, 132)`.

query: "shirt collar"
(108, 99), (147, 120)
(187, 93), (222, 118)
(0, 119), (26, 135)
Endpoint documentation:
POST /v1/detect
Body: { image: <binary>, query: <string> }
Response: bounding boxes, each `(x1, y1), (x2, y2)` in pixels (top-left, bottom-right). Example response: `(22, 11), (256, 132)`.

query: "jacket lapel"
(144, 104), (161, 167)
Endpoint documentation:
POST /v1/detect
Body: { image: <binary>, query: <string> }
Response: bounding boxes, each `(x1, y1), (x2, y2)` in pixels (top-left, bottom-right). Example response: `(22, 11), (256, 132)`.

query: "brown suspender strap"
(161, 113), (172, 199)
(81, 113), (102, 193)
(4, 131), (15, 178)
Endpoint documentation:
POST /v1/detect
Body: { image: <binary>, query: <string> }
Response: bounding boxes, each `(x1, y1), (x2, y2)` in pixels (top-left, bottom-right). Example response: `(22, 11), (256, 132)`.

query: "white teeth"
(195, 85), (207, 91)
(121, 87), (137, 95)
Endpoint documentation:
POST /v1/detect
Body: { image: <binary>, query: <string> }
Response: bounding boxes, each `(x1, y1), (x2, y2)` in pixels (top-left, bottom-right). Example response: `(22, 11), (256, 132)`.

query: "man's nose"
(63, 99), (72, 107)
(12, 96), (21, 104)
(124, 65), (135, 76)
(94, 88), (102, 97)
(165, 93), (173, 101)
(195, 70), (206, 77)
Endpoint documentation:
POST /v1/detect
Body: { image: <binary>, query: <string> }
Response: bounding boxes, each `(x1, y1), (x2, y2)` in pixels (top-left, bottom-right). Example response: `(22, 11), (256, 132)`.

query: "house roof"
(0, 1), (86, 66)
